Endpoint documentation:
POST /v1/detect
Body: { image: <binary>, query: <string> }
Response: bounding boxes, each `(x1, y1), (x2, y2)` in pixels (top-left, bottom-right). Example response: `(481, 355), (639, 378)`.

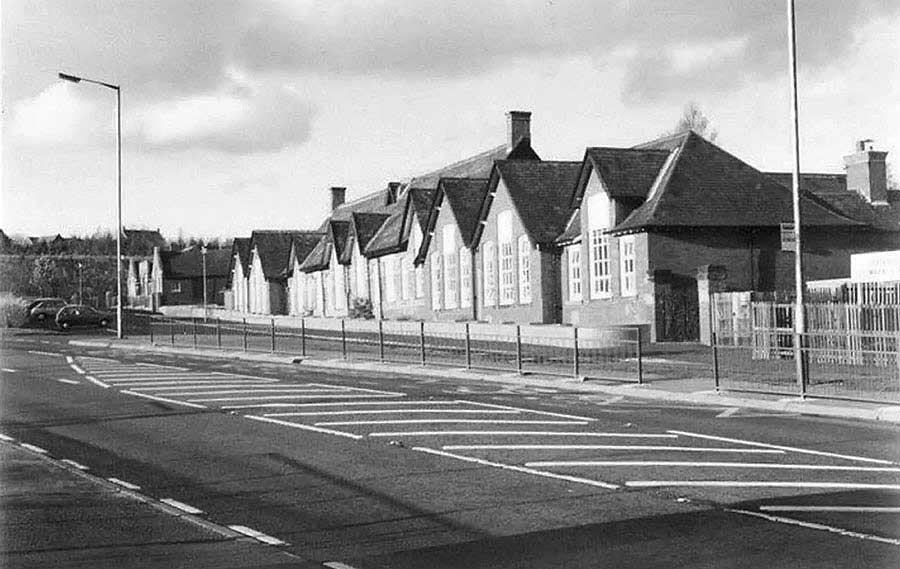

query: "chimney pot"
(506, 110), (531, 150)
(330, 187), (346, 211)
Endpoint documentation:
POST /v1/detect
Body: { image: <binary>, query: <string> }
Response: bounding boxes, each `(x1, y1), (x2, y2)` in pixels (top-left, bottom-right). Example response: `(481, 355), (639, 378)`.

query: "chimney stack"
(330, 187), (346, 211)
(844, 140), (888, 204)
(507, 110), (531, 151)
(387, 182), (401, 205)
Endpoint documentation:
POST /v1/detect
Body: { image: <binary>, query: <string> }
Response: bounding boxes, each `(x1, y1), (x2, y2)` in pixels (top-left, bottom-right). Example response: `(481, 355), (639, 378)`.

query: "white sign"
(780, 223), (796, 252)
(851, 250), (900, 283)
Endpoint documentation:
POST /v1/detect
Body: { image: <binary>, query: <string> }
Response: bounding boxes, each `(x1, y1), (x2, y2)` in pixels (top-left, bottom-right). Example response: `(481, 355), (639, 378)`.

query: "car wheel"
(36, 313), (46, 321)
(99, 319), (109, 328)
(60, 321), (70, 330)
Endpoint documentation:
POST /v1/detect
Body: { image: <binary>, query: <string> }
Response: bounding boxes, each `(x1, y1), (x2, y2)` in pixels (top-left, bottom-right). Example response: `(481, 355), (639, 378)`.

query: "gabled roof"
(123, 228), (168, 255)
(408, 138), (540, 189)
(408, 188), (437, 233)
(765, 172), (900, 232)
(298, 235), (333, 273)
(329, 220), (352, 265)
(571, 147), (670, 206)
(362, 201), (408, 258)
(232, 237), (251, 273)
(473, 160), (582, 246)
(613, 131), (862, 233)
(351, 212), (392, 255)
(159, 247), (231, 279)
(440, 178), (489, 247)
(251, 230), (322, 280)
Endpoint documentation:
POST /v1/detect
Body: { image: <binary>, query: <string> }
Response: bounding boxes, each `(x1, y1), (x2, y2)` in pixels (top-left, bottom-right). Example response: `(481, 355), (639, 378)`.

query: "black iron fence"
(712, 330), (900, 403)
(139, 314), (644, 383)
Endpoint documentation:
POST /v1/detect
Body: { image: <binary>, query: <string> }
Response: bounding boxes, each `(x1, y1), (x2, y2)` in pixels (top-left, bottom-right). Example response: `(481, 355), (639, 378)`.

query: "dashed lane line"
(524, 461), (900, 472)
(0, 434), (15, 442)
(263, 409), (522, 417)
(727, 508), (900, 546)
(56, 378), (81, 385)
(413, 447), (620, 490)
(227, 525), (286, 546)
(85, 376), (110, 389)
(28, 350), (63, 357)
(760, 505), (900, 513)
(1, 368), (17, 373)
(245, 415), (363, 440)
(367, 431), (681, 438)
(107, 477), (141, 490)
(135, 362), (189, 370)
(316, 419), (590, 427)
(668, 430), (895, 465)
(445, 445), (786, 453)
(160, 498), (204, 514)
(625, 481), (900, 490)
(188, 394), (402, 403)
(120, 390), (208, 409)
(20, 443), (48, 453)
(60, 459), (89, 470)
(460, 399), (597, 422)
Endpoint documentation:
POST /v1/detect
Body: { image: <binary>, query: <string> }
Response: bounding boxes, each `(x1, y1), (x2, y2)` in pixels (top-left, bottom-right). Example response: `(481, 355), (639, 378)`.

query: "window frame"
(620, 235), (637, 297)
(517, 235), (532, 304)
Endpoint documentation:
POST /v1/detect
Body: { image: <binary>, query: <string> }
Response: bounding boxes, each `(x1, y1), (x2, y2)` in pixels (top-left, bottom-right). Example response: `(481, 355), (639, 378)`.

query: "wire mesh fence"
(713, 331), (900, 403)
(139, 314), (643, 382)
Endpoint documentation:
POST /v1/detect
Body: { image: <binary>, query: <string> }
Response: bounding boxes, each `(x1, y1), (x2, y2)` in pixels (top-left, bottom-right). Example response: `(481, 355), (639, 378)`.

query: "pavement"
(0, 440), (320, 568)
(70, 337), (900, 424)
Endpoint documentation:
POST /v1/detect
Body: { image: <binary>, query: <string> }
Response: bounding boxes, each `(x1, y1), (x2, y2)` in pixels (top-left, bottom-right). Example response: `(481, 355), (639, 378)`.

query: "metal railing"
(712, 330), (900, 403)
(141, 314), (644, 382)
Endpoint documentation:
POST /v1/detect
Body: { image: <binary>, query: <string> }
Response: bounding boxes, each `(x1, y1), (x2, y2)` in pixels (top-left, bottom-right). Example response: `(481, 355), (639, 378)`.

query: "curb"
(68, 339), (900, 425)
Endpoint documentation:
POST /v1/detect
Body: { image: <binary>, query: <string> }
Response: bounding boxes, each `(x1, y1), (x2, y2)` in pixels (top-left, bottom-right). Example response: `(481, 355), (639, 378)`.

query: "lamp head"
(58, 72), (82, 83)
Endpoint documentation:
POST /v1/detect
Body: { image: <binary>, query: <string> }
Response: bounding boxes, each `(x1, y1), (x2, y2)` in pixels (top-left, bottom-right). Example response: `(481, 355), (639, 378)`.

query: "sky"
(3, 0), (899, 240)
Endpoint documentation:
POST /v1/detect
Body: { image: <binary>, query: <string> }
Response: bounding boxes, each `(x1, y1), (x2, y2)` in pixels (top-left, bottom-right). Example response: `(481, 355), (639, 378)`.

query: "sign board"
(851, 250), (900, 283)
(780, 223), (796, 252)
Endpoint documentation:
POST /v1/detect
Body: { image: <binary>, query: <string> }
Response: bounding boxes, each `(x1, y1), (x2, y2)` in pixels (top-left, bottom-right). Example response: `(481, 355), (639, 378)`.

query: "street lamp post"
(58, 72), (123, 339)
(201, 245), (208, 322)
(77, 262), (84, 304)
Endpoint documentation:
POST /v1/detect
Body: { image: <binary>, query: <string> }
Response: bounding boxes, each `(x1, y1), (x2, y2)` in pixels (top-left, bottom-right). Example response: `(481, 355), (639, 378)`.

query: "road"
(2, 329), (899, 568)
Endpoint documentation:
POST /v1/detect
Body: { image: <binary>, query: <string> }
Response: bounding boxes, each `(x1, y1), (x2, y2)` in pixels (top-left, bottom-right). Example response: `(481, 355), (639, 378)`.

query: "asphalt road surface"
(2, 329), (899, 568)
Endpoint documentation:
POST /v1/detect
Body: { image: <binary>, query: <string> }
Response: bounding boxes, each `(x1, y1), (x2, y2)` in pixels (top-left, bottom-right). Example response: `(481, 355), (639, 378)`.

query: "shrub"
(0, 293), (28, 328)
(348, 297), (374, 319)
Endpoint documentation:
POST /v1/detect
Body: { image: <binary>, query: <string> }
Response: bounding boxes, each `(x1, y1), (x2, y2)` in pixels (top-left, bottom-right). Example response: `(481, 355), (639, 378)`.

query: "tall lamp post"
(77, 262), (84, 304)
(201, 245), (208, 322)
(58, 72), (123, 339)
(786, 0), (806, 393)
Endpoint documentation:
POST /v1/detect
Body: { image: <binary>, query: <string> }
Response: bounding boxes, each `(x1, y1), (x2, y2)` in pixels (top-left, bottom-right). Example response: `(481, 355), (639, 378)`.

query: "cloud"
(10, 83), (112, 147)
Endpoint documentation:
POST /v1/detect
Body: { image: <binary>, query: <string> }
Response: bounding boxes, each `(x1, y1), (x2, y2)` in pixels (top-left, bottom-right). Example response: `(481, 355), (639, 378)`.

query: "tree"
(668, 101), (718, 142)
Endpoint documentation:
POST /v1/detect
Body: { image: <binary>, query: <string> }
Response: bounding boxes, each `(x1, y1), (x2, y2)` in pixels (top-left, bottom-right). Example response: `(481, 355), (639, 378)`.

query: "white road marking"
(160, 498), (204, 514)
(626, 481), (900, 490)
(108, 477), (141, 490)
(307, 382), (405, 397)
(70, 364), (85, 374)
(1, 368), (17, 373)
(136, 362), (189, 370)
(264, 409), (521, 417)
(157, 388), (348, 397)
(716, 407), (740, 418)
(447, 445), (786, 453)
(668, 430), (895, 465)
(65, 356), (75, 363)
(121, 390), (208, 409)
(524, 461), (900, 472)
(460, 400), (597, 422)
(28, 350), (63, 357)
(20, 443), (48, 453)
(413, 447), (620, 489)
(236, 400), (455, 408)
(245, 415), (363, 440)
(317, 419), (590, 426)
(0, 434), (15, 442)
(368, 431), (681, 438)
(324, 562), (361, 569)
(189, 394), (400, 403)
(91, 374), (242, 380)
(759, 505), (900, 513)
(227, 525), (286, 546)
(132, 383), (292, 391)
(56, 378), (81, 385)
(60, 459), (89, 470)
(85, 376), (110, 389)
(727, 508), (900, 546)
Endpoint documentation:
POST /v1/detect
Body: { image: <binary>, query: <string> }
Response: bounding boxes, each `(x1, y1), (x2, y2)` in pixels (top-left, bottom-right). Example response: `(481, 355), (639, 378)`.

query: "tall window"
(355, 252), (368, 299)
(620, 236), (636, 296)
(443, 225), (458, 309)
(415, 264), (425, 298)
(459, 247), (472, 308)
(430, 253), (442, 309)
(326, 270), (335, 312)
(517, 235), (531, 304)
(567, 245), (582, 302)
(587, 192), (611, 299)
(384, 256), (397, 302)
(482, 241), (496, 307)
(497, 210), (515, 305)
(334, 264), (346, 310)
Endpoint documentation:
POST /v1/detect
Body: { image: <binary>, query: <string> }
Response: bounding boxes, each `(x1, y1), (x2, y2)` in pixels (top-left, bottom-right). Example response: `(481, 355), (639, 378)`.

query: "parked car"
(27, 298), (67, 323)
(55, 304), (111, 330)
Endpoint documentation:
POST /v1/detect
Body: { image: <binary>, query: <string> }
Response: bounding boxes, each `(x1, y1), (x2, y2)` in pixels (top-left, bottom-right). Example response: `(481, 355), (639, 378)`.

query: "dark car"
(55, 304), (110, 330)
(27, 298), (67, 323)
